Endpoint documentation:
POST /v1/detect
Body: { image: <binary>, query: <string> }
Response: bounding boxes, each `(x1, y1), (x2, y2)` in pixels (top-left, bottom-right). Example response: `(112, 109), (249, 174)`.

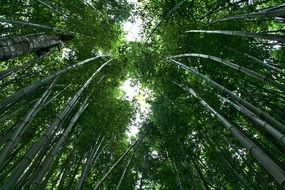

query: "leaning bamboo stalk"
(174, 82), (285, 187)
(93, 137), (141, 190)
(169, 53), (285, 92)
(115, 157), (132, 190)
(57, 154), (74, 189)
(1, 59), (112, 190)
(77, 136), (104, 190)
(0, 58), (41, 80)
(219, 95), (285, 145)
(186, 30), (285, 43)
(167, 58), (285, 134)
(0, 18), (94, 40)
(0, 18), (73, 35)
(0, 55), (106, 111)
(215, 4), (285, 22)
(37, 0), (61, 14)
(227, 47), (285, 76)
(0, 77), (57, 166)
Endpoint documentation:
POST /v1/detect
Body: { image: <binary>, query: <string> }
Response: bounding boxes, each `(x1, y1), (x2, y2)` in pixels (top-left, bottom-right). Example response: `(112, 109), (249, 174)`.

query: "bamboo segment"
(227, 47), (285, 76)
(0, 77), (57, 166)
(30, 98), (89, 189)
(0, 58), (41, 80)
(0, 18), (74, 35)
(115, 157), (132, 190)
(186, 30), (285, 43)
(216, 4), (285, 22)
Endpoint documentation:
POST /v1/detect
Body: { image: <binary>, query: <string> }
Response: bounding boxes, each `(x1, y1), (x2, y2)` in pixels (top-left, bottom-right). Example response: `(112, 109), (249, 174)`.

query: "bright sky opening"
(120, 78), (152, 139)
(123, 0), (143, 42)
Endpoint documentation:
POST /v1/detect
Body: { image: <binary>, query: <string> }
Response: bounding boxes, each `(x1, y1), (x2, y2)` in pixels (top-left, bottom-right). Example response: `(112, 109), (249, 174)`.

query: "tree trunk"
(0, 34), (73, 61)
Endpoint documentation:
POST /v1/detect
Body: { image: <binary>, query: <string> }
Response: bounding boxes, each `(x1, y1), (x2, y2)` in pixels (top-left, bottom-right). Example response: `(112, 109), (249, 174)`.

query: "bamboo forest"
(1, 0), (285, 189)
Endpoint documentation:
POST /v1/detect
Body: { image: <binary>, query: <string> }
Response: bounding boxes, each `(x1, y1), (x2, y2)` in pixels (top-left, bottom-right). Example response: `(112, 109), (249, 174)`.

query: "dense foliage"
(0, 0), (285, 189)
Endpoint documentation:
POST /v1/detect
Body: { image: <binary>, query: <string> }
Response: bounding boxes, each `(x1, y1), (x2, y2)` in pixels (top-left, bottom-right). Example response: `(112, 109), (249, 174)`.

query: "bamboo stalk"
(0, 55), (106, 111)
(186, 30), (285, 43)
(167, 58), (285, 134)
(169, 53), (285, 92)
(216, 4), (285, 22)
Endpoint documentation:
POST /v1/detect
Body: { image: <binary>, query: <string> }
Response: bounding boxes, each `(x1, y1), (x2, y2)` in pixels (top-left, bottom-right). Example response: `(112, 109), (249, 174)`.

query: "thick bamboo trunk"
(186, 30), (285, 43)
(0, 34), (73, 61)
(0, 55), (106, 111)
(168, 58), (285, 135)
(175, 83), (285, 188)
(169, 53), (285, 92)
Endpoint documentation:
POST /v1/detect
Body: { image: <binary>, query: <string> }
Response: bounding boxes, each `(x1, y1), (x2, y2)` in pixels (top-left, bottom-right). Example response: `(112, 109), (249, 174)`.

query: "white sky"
(123, 0), (143, 42)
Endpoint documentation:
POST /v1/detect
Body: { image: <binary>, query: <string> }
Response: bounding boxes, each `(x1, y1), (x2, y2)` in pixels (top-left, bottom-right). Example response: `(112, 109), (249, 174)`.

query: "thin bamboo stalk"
(93, 136), (141, 190)
(216, 4), (285, 22)
(186, 30), (285, 43)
